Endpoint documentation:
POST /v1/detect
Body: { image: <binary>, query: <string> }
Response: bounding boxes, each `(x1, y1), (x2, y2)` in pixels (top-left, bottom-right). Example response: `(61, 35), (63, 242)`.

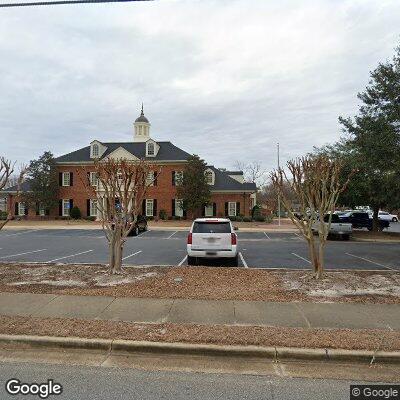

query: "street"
(0, 360), (389, 400)
(0, 229), (399, 270)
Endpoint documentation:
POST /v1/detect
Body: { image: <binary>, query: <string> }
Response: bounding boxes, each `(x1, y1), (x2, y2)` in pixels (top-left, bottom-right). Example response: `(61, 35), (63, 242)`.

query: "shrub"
(159, 209), (167, 220)
(243, 216), (252, 222)
(236, 214), (244, 222)
(85, 216), (96, 221)
(254, 215), (265, 222)
(147, 216), (154, 221)
(265, 215), (274, 223)
(173, 216), (181, 220)
(0, 211), (7, 220)
(70, 206), (81, 219)
(229, 216), (237, 221)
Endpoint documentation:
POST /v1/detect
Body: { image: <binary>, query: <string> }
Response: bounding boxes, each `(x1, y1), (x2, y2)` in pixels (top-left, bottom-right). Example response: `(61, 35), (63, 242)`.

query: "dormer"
(90, 140), (106, 159)
(204, 168), (215, 185)
(146, 139), (159, 157)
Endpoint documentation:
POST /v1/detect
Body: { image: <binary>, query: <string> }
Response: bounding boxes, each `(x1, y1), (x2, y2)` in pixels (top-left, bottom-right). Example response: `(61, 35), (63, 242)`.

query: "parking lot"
(0, 228), (399, 271)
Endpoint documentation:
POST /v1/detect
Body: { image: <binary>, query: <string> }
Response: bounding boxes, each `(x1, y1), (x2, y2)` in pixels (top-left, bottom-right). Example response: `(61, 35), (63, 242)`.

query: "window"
(92, 144), (99, 158)
(228, 202), (237, 217)
(62, 172), (70, 186)
(205, 170), (213, 185)
(18, 202), (26, 216)
(147, 142), (155, 156)
(193, 221), (231, 234)
(175, 199), (183, 217)
(90, 199), (98, 217)
(39, 205), (45, 216)
(62, 199), (70, 217)
(146, 171), (155, 186)
(89, 172), (98, 187)
(204, 204), (214, 217)
(175, 171), (183, 186)
(146, 199), (154, 217)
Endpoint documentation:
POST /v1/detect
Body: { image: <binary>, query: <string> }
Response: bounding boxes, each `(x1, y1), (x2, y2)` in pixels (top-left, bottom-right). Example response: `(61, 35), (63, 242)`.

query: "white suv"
(187, 218), (238, 267)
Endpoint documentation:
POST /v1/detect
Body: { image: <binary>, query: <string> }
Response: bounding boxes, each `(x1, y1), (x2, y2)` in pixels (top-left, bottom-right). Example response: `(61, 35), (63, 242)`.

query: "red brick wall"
(7, 164), (253, 219)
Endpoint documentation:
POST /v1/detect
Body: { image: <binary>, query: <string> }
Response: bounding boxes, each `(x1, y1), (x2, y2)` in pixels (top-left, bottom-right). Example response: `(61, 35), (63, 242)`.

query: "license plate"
(206, 252), (217, 256)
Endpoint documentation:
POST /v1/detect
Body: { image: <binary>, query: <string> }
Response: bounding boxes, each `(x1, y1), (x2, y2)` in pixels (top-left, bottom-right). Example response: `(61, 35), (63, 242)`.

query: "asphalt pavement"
(0, 360), (391, 400)
(0, 228), (399, 270)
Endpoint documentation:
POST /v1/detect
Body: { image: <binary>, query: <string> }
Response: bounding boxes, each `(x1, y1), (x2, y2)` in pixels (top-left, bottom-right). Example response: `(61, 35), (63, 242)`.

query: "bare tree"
(0, 158), (27, 230)
(270, 155), (353, 279)
(234, 161), (266, 186)
(80, 158), (160, 274)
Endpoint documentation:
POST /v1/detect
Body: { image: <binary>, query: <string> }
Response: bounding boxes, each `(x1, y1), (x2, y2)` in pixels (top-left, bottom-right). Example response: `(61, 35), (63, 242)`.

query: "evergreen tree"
(177, 155), (211, 218)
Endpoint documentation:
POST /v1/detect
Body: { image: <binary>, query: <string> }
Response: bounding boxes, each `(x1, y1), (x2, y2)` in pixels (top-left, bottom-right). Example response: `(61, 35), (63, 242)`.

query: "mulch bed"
(0, 315), (399, 351)
(353, 230), (400, 241)
(0, 263), (399, 304)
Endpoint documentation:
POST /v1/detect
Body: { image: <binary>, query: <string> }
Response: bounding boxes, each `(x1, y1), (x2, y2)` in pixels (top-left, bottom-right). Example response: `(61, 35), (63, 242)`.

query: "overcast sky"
(0, 0), (399, 174)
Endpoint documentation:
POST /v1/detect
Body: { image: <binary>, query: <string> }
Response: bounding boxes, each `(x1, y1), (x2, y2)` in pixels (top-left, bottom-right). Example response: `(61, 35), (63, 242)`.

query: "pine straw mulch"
(0, 263), (399, 304)
(0, 315), (399, 351)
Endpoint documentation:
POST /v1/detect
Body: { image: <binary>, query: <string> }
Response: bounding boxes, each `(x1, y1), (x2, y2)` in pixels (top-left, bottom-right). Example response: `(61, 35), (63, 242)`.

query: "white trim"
(174, 171), (183, 186)
(62, 172), (70, 187)
(145, 199), (154, 217)
(89, 172), (98, 187)
(204, 204), (214, 217)
(62, 199), (70, 217)
(228, 202), (237, 217)
(204, 168), (215, 185)
(89, 199), (98, 217)
(175, 199), (183, 217)
(18, 202), (26, 216)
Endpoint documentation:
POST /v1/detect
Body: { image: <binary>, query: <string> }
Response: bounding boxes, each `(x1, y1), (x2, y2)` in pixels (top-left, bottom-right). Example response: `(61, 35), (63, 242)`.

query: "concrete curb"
(0, 334), (399, 363)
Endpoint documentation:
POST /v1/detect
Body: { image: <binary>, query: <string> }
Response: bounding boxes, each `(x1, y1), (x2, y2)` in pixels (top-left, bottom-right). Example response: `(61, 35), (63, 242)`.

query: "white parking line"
(294, 233), (302, 239)
(166, 231), (178, 239)
(345, 253), (396, 271)
(263, 232), (270, 239)
(46, 250), (94, 263)
(122, 250), (142, 261)
(0, 249), (47, 259)
(4, 229), (39, 237)
(291, 252), (311, 264)
(139, 230), (151, 236)
(178, 255), (187, 266)
(239, 252), (248, 268)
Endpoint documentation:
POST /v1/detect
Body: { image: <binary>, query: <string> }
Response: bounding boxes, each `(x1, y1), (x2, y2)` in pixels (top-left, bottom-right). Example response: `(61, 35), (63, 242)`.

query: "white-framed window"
(89, 172), (98, 187)
(205, 170), (213, 185)
(39, 205), (45, 216)
(18, 202), (26, 216)
(62, 199), (70, 217)
(92, 144), (99, 158)
(146, 171), (155, 186)
(117, 170), (123, 182)
(146, 199), (154, 217)
(90, 199), (98, 217)
(147, 142), (155, 156)
(175, 199), (183, 217)
(175, 171), (183, 186)
(62, 172), (70, 186)
(228, 202), (237, 217)
(204, 204), (214, 217)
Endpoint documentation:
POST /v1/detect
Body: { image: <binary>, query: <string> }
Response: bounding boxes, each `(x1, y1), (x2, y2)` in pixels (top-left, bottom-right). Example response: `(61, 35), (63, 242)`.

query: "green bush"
(243, 216), (252, 222)
(229, 216), (237, 221)
(236, 214), (244, 222)
(159, 209), (167, 220)
(0, 211), (7, 220)
(70, 206), (81, 219)
(172, 216), (181, 220)
(85, 216), (96, 221)
(265, 215), (274, 223)
(254, 215), (265, 222)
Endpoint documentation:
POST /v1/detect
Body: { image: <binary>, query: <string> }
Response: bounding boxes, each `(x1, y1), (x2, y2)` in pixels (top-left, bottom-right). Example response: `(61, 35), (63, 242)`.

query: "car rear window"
(192, 222), (231, 233)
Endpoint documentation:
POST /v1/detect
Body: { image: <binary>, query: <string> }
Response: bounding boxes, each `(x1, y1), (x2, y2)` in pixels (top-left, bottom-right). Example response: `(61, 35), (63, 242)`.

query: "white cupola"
(133, 103), (151, 142)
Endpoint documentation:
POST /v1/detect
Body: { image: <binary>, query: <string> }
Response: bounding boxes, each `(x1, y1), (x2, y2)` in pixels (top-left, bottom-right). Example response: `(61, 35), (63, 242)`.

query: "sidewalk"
(1, 292), (399, 330)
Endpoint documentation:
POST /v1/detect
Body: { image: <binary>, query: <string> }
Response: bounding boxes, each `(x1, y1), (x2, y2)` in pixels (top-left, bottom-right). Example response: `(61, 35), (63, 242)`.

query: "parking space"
(0, 229), (398, 271)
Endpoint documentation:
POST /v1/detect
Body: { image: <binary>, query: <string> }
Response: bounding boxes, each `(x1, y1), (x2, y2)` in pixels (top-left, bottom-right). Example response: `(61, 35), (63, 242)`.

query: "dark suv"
(339, 211), (389, 231)
(128, 215), (148, 236)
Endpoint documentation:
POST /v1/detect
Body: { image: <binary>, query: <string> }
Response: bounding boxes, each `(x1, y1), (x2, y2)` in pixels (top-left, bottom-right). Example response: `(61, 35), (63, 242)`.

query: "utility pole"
(277, 142), (281, 227)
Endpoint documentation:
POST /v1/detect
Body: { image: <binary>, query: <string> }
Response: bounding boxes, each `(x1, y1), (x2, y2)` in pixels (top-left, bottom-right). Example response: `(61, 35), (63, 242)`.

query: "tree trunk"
(372, 206), (380, 232)
(307, 237), (319, 276)
(110, 226), (123, 274)
(108, 234), (116, 273)
(316, 240), (325, 279)
(0, 219), (9, 231)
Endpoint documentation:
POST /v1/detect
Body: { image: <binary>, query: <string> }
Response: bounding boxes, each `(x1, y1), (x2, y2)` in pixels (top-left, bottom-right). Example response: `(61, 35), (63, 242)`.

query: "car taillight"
(187, 233), (192, 244)
(231, 233), (237, 245)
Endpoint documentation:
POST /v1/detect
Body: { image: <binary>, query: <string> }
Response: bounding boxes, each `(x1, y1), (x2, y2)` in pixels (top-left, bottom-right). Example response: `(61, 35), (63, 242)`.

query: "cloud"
(0, 0), (399, 174)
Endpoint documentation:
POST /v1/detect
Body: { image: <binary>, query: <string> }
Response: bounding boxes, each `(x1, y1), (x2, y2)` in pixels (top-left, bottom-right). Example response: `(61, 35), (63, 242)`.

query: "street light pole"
(277, 142), (281, 227)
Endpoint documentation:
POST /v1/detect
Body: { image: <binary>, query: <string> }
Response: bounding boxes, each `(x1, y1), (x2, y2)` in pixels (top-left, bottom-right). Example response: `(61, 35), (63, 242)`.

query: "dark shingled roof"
(53, 141), (256, 192)
(209, 166), (256, 191)
(2, 181), (31, 193)
(55, 142), (192, 163)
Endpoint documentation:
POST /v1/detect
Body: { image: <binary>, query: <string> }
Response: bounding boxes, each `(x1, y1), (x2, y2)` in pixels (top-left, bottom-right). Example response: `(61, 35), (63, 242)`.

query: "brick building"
(4, 107), (257, 219)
